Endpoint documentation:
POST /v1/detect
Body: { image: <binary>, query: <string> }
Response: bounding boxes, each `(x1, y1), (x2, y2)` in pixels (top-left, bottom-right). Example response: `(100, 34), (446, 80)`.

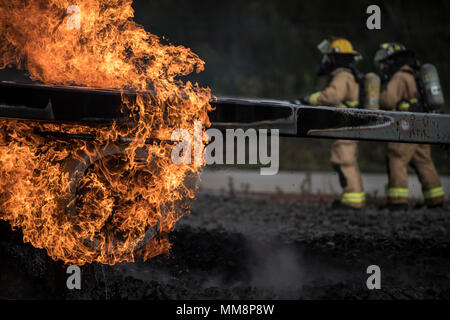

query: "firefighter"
(301, 38), (365, 210)
(375, 42), (445, 210)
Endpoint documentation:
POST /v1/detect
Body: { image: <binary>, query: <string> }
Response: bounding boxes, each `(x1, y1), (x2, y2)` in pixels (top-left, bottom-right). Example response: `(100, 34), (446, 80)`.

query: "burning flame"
(0, 0), (212, 265)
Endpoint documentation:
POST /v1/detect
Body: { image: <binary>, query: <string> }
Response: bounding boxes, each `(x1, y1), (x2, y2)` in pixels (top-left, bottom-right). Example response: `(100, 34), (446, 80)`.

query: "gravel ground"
(1, 191), (450, 300)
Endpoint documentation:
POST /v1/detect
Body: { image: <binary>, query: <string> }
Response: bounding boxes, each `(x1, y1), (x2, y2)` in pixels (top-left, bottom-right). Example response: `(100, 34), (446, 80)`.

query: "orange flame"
(0, 0), (211, 265)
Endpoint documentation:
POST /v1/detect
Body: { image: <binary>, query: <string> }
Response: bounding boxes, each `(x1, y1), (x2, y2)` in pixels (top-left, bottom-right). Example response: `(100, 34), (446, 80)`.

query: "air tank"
(364, 72), (381, 110)
(420, 63), (445, 110)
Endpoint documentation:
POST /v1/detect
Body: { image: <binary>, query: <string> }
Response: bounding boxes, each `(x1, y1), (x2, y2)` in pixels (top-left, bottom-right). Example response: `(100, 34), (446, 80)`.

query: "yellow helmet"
(329, 39), (357, 54)
(316, 37), (362, 76)
(318, 38), (358, 55)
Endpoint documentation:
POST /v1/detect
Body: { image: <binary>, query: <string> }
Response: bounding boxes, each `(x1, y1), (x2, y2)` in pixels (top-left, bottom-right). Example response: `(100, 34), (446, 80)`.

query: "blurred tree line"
(131, 0), (450, 173)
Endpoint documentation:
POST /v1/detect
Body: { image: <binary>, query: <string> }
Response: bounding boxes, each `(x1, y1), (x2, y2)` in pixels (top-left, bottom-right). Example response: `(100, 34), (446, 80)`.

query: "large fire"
(0, 1), (212, 265)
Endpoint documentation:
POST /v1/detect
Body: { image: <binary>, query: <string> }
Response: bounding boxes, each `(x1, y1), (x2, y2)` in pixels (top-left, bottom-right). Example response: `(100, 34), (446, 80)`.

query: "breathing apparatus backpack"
(347, 67), (373, 109)
(348, 68), (382, 110)
(420, 63), (445, 112)
(401, 63), (445, 113)
(362, 72), (381, 110)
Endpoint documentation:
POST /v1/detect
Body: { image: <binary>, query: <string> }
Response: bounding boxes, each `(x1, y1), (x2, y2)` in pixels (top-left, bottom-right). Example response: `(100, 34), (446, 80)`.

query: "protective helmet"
(317, 38), (361, 76)
(374, 42), (415, 81)
(374, 42), (408, 67)
(318, 38), (359, 55)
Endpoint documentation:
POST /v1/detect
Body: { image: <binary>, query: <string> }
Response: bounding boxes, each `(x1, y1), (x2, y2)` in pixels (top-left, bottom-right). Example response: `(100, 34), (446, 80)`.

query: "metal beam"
(210, 97), (450, 145)
(1, 81), (449, 145)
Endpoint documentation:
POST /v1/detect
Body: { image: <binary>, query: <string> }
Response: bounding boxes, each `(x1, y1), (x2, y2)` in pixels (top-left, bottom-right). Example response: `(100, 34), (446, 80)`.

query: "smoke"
(119, 262), (172, 284)
(247, 241), (304, 297)
(246, 240), (352, 298)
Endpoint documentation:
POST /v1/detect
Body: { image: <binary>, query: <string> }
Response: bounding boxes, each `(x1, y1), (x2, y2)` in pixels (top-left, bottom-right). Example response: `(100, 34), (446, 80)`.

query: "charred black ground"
(1, 191), (450, 300)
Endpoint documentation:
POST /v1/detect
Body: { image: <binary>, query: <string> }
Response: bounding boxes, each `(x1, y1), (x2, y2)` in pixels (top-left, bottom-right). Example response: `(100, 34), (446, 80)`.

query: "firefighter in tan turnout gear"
(375, 43), (445, 210)
(302, 38), (365, 210)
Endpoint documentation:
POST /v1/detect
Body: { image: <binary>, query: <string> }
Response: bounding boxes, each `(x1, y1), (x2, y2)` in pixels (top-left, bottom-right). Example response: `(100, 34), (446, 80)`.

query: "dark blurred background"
(2, 0), (450, 173)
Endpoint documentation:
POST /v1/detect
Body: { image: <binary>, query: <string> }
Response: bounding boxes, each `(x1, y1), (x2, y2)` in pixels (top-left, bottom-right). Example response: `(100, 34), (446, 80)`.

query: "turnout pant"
(386, 143), (444, 206)
(331, 140), (365, 208)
